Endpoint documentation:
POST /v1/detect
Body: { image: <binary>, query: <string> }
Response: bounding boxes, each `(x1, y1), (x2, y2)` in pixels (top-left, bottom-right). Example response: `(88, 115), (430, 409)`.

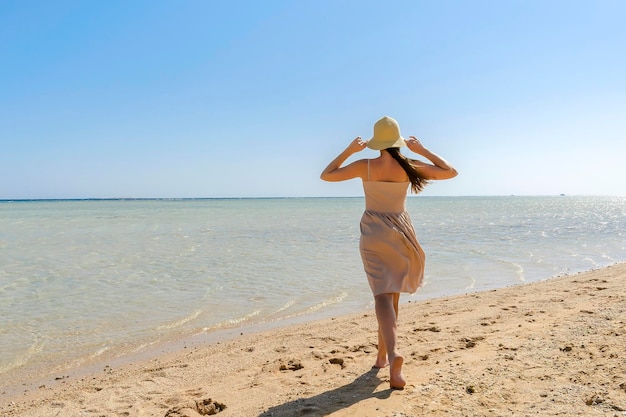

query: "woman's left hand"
(406, 136), (427, 154)
(321, 136), (368, 182)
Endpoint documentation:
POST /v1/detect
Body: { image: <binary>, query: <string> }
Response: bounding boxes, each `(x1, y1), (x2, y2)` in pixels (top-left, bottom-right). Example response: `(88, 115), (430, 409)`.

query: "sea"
(1, 196), (625, 389)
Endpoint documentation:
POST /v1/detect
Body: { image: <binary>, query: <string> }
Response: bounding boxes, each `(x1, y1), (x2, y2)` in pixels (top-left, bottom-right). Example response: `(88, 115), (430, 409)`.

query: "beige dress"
(359, 177), (425, 296)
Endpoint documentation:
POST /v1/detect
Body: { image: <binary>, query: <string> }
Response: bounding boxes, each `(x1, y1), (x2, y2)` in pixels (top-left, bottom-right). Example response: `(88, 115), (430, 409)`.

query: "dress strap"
(367, 159), (370, 181)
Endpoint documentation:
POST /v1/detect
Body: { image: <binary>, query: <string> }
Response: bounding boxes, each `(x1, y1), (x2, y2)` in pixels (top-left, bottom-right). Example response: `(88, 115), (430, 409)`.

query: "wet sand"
(2, 263), (625, 416)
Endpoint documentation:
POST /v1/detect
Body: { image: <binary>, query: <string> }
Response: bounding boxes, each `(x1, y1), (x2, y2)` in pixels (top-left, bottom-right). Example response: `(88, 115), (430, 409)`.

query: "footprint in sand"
(164, 398), (226, 416)
(279, 359), (304, 371)
(328, 357), (346, 369)
(460, 336), (483, 349)
(413, 326), (441, 333)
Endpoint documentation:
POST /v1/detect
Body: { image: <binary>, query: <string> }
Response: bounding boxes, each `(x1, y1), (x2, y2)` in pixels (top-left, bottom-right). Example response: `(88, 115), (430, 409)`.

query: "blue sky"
(1, 0), (624, 199)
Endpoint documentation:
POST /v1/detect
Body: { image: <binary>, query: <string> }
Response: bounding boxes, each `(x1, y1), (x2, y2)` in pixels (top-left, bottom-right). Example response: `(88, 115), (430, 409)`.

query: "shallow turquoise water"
(1, 196), (624, 384)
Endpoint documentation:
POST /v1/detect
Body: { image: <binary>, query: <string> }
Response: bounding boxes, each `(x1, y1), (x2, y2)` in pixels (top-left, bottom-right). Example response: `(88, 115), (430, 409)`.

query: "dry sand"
(2, 263), (625, 417)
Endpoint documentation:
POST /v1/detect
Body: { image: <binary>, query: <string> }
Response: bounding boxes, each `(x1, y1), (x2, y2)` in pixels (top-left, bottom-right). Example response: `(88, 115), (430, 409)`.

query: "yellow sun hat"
(366, 116), (406, 150)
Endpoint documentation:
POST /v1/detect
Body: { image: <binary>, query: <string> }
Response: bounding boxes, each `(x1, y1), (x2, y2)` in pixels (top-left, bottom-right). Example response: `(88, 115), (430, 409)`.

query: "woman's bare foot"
(373, 355), (389, 368)
(389, 355), (406, 389)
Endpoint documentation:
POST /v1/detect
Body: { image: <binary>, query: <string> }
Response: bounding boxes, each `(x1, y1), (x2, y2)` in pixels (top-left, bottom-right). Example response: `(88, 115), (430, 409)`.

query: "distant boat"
(560, 194), (566, 196)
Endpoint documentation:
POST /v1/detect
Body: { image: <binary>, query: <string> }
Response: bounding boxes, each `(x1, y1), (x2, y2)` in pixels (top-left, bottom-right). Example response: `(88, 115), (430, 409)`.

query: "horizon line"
(1, 194), (623, 202)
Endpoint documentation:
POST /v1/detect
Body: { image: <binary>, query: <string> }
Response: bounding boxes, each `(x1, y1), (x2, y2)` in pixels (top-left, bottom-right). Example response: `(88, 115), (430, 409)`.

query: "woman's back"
(363, 155), (410, 213)
(362, 181), (409, 213)
(366, 154), (409, 183)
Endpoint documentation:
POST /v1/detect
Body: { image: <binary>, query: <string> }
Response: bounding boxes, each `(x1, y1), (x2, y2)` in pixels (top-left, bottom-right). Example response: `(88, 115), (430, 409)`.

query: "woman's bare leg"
(374, 327), (388, 368)
(374, 293), (400, 368)
(393, 293), (399, 317)
(374, 293), (406, 389)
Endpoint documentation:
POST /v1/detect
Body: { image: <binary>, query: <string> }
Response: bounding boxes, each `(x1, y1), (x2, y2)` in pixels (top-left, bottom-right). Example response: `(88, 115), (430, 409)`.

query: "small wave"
(273, 300), (296, 314)
(158, 310), (202, 330)
(226, 310), (261, 325)
(305, 292), (348, 313)
(203, 310), (262, 331)
(497, 260), (526, 282)
(132, 340), (160, 353)
(266, 293), (347, 322)
(0, 340), (46, 374)
(601, 253), (616, 262)
(513, 262), (525, 282)
(464, 275), (476, 290)
(457, 265), (475, 290)
(582, 257), (600, 268)
(91, 346), (111, 358)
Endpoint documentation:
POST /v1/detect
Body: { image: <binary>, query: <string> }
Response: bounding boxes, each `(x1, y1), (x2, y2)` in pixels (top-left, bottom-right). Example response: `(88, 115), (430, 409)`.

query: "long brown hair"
(386, 148), (429, 193)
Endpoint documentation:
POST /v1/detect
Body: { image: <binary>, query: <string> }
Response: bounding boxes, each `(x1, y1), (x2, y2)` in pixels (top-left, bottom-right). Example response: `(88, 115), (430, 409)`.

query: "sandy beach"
(2, 263), (625, 417)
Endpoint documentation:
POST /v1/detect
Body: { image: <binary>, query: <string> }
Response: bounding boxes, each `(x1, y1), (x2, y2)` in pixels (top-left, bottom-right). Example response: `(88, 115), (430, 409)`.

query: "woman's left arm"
(406, 136), (458, 180)
(320, 137), (368, 182)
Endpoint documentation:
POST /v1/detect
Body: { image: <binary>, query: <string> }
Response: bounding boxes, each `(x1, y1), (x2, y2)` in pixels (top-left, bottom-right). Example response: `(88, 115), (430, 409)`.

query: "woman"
(320, 116), (457, 389)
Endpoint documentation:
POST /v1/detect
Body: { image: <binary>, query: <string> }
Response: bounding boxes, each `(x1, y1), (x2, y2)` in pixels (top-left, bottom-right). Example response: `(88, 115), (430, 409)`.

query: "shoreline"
(0, 264), (582, 398)
(1, 260), (610, 398)
(0, 268), (540, 397)
(0, 302), (367, 398)
(3, 263), (626, 416)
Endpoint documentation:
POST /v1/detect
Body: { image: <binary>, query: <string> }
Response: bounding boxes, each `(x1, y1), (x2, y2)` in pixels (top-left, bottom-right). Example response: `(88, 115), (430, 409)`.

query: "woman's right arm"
(320, 137), (368, 182)
(406, 136), (458, 180)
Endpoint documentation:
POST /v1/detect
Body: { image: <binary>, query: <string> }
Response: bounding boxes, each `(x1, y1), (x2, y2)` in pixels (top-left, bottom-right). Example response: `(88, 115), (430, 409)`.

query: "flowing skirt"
(359, 210), (425, 296)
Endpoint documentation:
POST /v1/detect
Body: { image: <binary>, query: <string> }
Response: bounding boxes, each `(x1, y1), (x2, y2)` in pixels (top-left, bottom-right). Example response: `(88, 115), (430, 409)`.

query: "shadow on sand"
(257, 367), (394, 417)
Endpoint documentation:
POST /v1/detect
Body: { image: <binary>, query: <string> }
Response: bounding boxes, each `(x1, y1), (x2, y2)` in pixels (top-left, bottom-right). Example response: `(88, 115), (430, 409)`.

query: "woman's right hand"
(346, 136), (367, 154)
